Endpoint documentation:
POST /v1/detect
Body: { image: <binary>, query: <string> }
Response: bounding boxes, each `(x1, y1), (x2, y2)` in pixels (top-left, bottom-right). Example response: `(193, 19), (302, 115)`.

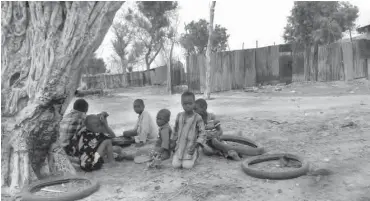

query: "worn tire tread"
(212, 135), (265, 156)
(21, 175), (100, 201)
(241, 153), (309, 180)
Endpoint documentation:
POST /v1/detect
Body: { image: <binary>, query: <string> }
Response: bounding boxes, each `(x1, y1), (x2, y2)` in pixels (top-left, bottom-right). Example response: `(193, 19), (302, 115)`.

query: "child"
(153, 109), (172, 160)
(123, 99), (157, 147)
(120, 109), (173, 163)
(78, 115), (118, 172)
(171, 91), (206, 169)
(194, 98), (241, 161)
(58, 99), (89, 157)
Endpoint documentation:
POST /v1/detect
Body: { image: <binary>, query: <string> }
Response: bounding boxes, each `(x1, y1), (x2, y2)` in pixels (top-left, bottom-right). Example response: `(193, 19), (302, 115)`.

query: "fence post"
(367, 59), (370, 80)
(103, 74), (107, 89)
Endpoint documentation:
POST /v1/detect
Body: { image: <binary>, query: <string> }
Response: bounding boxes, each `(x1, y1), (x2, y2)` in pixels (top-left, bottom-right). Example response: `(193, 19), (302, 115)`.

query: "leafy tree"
(283, 1), (359, 46)
(180, 19), (229, 55)
(83, 54), (107, 75)
(111, 21), (134, 74)
(125, 1), (178, 70)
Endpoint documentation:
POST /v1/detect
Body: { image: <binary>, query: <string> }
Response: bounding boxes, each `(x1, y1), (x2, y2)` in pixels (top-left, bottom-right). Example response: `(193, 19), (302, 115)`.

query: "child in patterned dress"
(78, 115), (118, 172)
(171, 91), (206, 169)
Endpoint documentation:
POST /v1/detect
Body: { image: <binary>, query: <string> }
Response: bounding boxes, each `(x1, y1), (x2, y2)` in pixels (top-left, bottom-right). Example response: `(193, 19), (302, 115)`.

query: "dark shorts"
(63, 144), (78, 157)
(80, 153), (104, 172)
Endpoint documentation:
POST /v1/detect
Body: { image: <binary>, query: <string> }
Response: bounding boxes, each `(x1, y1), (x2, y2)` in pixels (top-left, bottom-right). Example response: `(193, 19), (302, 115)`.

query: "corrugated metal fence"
(82, 65), (186, 89)
(187, 40), (370, 93)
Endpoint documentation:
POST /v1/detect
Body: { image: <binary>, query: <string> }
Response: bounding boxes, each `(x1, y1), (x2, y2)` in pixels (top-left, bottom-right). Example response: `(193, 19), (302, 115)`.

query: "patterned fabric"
(58, 109), (86, 157)
(204, 112), (222, 140)
(48, 143), (77, 175)
(78, 129), (109, 172)
(134, 110), (157, 143)
(172, 112), (206, 160)
(203, 112), (225, 156)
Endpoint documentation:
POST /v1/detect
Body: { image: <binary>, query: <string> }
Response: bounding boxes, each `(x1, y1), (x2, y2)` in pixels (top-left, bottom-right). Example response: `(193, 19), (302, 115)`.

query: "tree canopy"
(111, 21), (134, 73)
(180, 19), (229, 55)
(83, 54), (107, 75)
(124, 1), (178, 70)
(283, 1), (359, 46)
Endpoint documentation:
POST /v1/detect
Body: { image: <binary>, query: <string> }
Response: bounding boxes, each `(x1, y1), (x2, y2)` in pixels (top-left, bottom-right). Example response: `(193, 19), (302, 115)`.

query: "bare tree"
(204, 1), (216, 99)
(1, 1), (123, 194)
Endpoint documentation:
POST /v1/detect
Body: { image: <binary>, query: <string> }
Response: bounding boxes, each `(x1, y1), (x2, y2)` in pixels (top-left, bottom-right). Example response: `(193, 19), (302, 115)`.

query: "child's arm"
(195, 116), (206, 145)
(156, 127), (170, 153)
(123, 119), (139, 137)
(211, 114), (223, 137)
(98, 113), (116, 138)
(170, 113), (180, 149)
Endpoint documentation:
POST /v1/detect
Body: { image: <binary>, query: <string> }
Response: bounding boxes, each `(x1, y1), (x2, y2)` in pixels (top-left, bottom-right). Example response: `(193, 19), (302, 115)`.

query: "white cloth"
(134, 110), (157, 143)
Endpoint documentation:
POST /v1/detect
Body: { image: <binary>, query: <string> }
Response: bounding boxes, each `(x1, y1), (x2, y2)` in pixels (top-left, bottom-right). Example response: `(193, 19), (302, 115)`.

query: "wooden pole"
(204, 1), (216, 100)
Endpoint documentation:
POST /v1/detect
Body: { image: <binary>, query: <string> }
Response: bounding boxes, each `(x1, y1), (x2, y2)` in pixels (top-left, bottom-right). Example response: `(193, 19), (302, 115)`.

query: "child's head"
(133, 99), (145, 114)
(181, 91), (195, 113)
(85, 115), (105, 133)
(73, 99), (89, 113)
(156, 109), (171, 127)
(194, 98), (207, 116)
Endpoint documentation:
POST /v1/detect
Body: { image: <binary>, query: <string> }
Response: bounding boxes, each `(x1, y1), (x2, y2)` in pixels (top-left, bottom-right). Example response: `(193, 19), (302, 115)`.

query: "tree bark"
(145, 46), (162, 70)
(204, 1), (216, 100)
(167, 41), (175, 94)
(1, 1), (123, 195)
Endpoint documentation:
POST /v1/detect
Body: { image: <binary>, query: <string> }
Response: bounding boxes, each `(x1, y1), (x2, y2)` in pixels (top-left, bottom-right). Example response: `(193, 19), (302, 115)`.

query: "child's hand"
(169, 140), (177, 150)
(135, 142), (144, 147)
(188, 146), (195, 155)
(100, 111), (109, 117)
(188, 143), (199, 155)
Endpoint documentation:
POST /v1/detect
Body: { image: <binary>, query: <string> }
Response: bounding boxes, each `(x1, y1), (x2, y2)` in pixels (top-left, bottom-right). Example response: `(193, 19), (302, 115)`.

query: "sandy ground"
(4, 79), (370, 201)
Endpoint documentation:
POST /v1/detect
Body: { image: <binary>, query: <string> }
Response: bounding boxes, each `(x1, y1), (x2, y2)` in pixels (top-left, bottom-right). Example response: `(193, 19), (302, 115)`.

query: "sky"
(95, 0), (370, 72)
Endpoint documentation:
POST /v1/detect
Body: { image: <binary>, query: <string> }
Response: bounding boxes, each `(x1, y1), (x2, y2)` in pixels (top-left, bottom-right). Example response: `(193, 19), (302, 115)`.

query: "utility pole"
(256, 40), (258, 48)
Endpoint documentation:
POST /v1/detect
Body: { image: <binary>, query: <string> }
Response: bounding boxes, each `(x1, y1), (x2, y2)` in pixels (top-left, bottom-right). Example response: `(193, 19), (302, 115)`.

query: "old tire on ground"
(241, 153), (309, 180)
(21, 175), (100, 201)
(212, 135), (265, 156)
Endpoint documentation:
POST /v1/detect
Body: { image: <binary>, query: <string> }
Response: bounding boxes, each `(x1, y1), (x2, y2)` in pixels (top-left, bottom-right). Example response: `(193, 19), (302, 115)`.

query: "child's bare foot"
(135, 142), (144, 147)
(228, 150), (241, 161)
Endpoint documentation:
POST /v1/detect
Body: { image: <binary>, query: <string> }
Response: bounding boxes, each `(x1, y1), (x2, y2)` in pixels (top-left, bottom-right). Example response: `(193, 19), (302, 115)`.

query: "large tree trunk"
(204, 1), (216, 100)
(1, 1), (123, 195)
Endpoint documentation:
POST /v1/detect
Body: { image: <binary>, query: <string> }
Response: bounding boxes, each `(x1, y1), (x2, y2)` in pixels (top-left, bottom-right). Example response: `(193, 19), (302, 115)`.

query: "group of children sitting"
(57, 91), (241, 172)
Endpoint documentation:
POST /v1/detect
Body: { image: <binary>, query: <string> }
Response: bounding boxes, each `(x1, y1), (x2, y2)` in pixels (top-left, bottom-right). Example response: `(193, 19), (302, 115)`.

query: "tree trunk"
(119, 56), (127, 74)
(1, 1), (123, 195)
(167, 41), (175, 94)
(204, 1), (216, 100)
(145, 46), (162, 71)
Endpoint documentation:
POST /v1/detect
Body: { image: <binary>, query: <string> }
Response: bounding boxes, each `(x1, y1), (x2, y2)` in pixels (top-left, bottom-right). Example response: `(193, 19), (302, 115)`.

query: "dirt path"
(4, 80), (370, 201)
(72, 80), (369, 201)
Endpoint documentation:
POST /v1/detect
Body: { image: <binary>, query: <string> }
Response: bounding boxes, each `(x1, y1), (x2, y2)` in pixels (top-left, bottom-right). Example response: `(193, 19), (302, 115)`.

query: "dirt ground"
(6, 79), (370, 201)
